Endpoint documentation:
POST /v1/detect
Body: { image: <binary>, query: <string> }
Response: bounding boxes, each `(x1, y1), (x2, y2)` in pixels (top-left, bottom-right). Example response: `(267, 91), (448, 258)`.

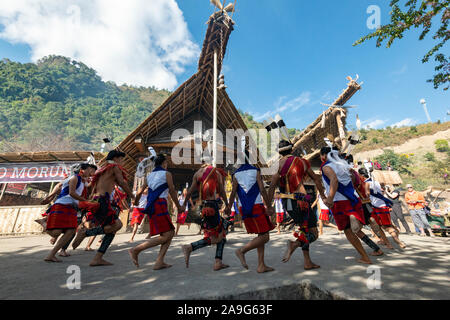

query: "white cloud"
(392, 118), (417, 128)
(389, 65), (408, 76)
(362, 119), (387, 129)
(254, 92), (311, 121)
(0, 0), (200, 90)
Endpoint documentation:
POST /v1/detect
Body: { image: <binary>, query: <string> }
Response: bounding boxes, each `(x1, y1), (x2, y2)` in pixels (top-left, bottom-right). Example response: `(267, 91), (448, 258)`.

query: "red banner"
(5, 183), (27, 195)
(0, 162), (76, 183)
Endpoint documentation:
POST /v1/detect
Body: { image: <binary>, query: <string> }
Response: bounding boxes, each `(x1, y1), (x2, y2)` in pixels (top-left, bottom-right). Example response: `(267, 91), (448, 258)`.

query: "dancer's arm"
(41, 182), (62, 205)
(167, 172), (183, 212)
(217, 173), (230, 216)
(68, 176), (87, 202)
(113, 166), (135, 201)
(307, 167), (326, 200)
(134, 181), (147, 206)
(267, 172), (280, 205)
(322, 166), (337, 208)
(257, 171), (273, 215)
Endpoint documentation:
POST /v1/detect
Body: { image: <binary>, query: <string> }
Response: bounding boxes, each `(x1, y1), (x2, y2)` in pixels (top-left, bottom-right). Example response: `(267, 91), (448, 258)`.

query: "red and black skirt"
(240, 204), (275, 234)
(148, 199), (174, 236)
(46, 204), (77, 230)
(371, 206), (392, 226)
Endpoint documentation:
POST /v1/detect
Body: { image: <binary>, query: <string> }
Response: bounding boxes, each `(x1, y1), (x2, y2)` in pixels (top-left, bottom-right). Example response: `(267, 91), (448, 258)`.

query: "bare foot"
(370, 250), (384, 256)
(214, 263), (230, 271)
(44, 256), (62, 263)
(84, 247), (94, 251)
(128, 248), (139, 268)
(235, 249), (248, 270)
(58, 250), (71, 257)
(385, 244), (394, 249)
(399, 242), (407, 249)
(357, 258), (372, 265)
(257, 265), (275, 273)
(304, 263), (321, 270)
(377, 241), (386, 245)
(50, 237), (57, 245)
(182, 245), (192, 268)
(128, 239), (134, 243)
(282, 240), (297, 263)
(153, 263), (172, 270)
(90, 259), (113, 267)
(72, 228), (87, 250)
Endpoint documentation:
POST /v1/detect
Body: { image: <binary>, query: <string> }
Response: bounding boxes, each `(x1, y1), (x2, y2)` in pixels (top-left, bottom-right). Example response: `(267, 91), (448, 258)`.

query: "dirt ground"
(0, 224), (448, 300)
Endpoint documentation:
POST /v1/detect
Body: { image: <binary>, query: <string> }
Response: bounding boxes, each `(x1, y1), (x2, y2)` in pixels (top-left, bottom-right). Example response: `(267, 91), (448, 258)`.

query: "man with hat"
(405, 184), (434, 237)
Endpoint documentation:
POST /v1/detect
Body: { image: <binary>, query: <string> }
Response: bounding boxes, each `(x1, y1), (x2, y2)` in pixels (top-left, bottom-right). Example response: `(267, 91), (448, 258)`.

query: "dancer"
(128, 154), (181, 270)
(361, 170), (406, 248)
(267, 140), (327, 270)
(44, 163), (96, 262)
(129, 188), (148, 243)
(274, 191), (286, 234)
(320, 147), (374, 264)
(227, 155), (275, 273)
(72, 150), (134, 266)
(181, 158), (231, 271)
(175, 188), (193, 236)
(317, 193), (338, 235)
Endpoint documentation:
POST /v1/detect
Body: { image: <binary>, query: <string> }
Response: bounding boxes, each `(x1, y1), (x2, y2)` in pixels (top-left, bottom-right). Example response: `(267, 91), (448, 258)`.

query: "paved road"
(0, 226), (448, 300)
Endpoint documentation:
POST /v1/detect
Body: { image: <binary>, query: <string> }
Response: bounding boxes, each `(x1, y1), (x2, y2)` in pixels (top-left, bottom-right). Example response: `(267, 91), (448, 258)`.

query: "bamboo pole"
(0, 183), (7, 202)
(213, 49), (218, 167)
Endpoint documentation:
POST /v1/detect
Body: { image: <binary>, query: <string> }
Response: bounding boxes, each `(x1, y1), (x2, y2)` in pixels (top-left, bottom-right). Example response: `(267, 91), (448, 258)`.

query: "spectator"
(384, 185), (411, 234)
(404, 184), (435, 237)
(386, 162), (393, 171)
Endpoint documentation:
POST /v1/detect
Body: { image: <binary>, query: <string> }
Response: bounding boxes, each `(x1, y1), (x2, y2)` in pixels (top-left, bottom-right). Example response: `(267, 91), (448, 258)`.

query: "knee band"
(215, 239), (226, 260)
(361, 235), (380, 252)
(98, 233), (115, 254)
(191, 238), (210, 251)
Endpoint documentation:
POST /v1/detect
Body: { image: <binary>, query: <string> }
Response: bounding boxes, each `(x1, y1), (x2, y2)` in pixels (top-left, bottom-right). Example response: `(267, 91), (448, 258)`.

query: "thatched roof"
(291, 78), (362, 160)
(108, 11), (250, 178)
(0, 151), (105, 164)
(371, 170), (403, 185)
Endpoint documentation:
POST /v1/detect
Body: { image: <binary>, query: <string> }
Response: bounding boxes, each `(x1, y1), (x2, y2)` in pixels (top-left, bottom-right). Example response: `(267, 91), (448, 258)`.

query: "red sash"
(198, 166), (226, 200)
(280, 156), (309, 193)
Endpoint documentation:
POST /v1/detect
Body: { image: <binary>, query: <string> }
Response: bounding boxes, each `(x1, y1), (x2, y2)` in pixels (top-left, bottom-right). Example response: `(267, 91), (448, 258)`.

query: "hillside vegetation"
(354, 121), (450, 153)
(0, 56), (170, 151)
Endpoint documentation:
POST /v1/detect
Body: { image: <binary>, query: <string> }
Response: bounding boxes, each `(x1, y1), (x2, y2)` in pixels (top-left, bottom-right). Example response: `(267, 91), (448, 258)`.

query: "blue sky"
(0, 0), (448, 131)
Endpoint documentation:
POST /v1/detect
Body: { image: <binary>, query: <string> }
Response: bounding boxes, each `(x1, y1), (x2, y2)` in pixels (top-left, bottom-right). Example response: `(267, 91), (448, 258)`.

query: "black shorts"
(282, 198), (317, 228)
(201, 200), (221, 230)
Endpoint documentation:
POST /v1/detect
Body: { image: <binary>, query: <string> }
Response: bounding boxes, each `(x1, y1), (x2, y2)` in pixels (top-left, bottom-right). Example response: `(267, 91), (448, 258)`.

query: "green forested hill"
(0, 55), (171, 151)
(0, 55), (299, 153)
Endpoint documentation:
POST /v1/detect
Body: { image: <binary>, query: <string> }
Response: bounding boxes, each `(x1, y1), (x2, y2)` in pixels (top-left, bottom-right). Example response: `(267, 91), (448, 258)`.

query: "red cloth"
(85, 194), (117, 227)
(280, 156), (310, 193)
(46, 204), (77, 230)
(240, 204), (274, 234)
(198, 166), (227, 200)
(130, 208), (145, 226)
(276, 211), (284, 224)
(371, 206), (392, 226)
(319, 209), (330, 222)
(176, 210), (188, 224)
(331, 199), (366, 231)
(148, 199), (174, 236)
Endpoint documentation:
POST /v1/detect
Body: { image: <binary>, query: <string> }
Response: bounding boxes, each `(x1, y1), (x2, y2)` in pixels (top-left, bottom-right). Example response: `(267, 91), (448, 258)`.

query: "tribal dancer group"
(39, 139), (406, 271)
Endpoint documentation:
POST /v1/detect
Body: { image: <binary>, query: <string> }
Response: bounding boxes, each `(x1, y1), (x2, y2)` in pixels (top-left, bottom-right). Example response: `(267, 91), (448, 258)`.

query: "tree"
(375, 149), (413, 174)
(354, 1), (450, 90)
